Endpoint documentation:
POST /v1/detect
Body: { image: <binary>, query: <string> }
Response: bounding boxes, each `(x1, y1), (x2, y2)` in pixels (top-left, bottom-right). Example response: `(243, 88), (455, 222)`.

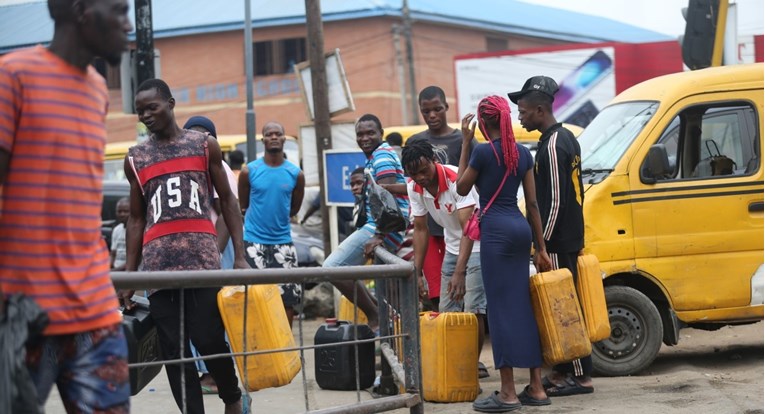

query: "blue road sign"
(323, 149), (366, 206)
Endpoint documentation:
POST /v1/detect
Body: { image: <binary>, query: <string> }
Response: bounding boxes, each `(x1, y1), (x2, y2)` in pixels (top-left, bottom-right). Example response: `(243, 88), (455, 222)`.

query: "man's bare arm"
(207, 137), (249, 269)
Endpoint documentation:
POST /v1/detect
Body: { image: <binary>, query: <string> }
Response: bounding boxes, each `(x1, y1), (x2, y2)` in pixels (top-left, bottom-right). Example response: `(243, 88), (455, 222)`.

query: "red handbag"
(463, 168), (510, 241)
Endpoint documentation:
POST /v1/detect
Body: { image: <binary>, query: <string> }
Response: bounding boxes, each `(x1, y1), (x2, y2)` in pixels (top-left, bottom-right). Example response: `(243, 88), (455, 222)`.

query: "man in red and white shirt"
(402, 139), (489, 378)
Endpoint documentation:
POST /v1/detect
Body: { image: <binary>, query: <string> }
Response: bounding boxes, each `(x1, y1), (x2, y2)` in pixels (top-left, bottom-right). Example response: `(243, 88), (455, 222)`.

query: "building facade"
(0, 0), (672, 143)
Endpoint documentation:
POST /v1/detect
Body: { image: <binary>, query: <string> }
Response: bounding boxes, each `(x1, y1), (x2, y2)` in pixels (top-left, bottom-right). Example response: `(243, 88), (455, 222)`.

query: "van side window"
(650, 103), (759, 181)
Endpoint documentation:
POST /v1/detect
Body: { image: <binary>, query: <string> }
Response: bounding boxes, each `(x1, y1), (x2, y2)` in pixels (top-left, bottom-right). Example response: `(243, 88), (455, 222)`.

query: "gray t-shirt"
(407, 128), (477, 237)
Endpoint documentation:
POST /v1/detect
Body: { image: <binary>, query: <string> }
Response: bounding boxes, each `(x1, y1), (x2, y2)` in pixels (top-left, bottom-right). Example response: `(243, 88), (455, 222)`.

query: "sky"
(1, 0), (761, 37)
(520, 0), (764, 37)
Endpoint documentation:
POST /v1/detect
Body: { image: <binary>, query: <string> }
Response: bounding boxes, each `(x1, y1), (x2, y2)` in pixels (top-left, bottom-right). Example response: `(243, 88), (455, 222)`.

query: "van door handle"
(750, 202), (764, 212)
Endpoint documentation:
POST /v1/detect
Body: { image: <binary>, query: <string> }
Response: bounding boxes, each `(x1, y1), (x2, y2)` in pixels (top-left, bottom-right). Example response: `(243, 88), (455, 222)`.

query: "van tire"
(591, 286), (663, 377)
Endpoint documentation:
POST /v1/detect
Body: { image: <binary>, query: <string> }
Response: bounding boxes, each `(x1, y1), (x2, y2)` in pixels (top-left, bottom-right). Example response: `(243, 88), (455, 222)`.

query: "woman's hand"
(461, 113), (476, 142)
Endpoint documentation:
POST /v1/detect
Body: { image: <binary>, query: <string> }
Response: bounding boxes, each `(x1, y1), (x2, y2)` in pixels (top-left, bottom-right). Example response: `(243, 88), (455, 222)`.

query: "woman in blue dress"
(457, 95), (553, 412)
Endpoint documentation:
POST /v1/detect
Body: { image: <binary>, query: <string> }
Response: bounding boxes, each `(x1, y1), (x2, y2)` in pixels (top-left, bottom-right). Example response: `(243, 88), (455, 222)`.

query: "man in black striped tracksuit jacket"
(509, 76), (591, 398)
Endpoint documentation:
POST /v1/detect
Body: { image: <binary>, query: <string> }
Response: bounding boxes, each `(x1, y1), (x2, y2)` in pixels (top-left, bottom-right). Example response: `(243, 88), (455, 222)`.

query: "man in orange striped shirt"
(0, 0), (133, 412)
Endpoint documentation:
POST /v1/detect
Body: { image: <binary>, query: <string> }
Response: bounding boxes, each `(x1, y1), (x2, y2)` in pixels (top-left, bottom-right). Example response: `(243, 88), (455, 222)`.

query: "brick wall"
(106, 17), (569, 143)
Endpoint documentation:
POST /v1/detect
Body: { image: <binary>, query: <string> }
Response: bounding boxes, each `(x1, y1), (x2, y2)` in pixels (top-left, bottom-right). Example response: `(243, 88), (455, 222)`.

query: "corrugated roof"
(0, 0), (670, 54)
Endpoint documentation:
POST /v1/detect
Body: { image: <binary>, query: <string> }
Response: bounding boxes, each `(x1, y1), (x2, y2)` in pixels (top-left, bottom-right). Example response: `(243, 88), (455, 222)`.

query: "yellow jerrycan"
(529, 269), (592, 366)
(576, 254), (611, 342)
(420, 312), (479, 402)
(217, 284), (301, 391)
(337, 295), (369, 325)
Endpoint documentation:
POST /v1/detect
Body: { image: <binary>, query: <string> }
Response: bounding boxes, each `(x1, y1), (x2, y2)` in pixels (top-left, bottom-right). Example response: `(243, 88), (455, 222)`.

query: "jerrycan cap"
(428, 312), (440, 319)
(325, 317), (338, 326)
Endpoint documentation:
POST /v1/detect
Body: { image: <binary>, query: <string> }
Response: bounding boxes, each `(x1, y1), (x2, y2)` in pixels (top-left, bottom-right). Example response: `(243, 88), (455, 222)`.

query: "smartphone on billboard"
(563, 100), (600, 128)
(552, 50), (613, 116)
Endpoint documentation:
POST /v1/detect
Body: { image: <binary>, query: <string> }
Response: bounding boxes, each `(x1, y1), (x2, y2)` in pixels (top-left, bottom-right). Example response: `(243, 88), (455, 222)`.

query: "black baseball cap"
(507, 76), (559, 104)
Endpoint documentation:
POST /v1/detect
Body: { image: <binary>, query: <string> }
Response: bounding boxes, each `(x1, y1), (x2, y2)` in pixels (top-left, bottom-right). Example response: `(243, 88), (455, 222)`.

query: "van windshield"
(104, 159), (125, 181)
(579, 101), (659, 171)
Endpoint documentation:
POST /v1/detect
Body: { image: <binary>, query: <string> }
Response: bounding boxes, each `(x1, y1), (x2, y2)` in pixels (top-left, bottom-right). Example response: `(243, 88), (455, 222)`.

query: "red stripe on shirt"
(137, 156), (207, 187)
(143, 218), (217, 245)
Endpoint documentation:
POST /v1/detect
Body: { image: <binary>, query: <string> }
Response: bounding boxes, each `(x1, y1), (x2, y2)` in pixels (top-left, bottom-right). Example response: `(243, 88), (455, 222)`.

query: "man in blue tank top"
(239, 121), (306, 328)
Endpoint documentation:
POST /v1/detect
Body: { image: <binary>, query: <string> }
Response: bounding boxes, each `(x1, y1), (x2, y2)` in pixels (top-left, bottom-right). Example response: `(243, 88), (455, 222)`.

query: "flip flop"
(472, 391), (522, 413)
(545, 376), (594, 397)
(478, 362), (490, 379)
(201, 384), (218, 395)
(518, 385), (551, 406)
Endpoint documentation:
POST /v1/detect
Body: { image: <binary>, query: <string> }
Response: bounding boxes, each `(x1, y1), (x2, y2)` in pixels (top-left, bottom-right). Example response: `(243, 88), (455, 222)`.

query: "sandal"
(518, 385), (551, 406)
(472, 391), (522, 413)
(541, 376), (555, 389)
(545, 376), (594, 397)
(478, 362), (490, 379)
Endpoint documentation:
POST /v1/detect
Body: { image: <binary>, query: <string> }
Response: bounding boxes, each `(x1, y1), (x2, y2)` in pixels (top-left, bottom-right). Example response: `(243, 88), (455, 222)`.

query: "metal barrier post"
(399, 262), (423, 414)
(374, 273), (398, 396)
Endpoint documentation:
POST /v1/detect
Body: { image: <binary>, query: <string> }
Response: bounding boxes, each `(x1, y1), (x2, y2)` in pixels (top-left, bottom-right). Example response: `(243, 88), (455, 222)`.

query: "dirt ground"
(44, 320), (763, 413)
(482, 322), (764, 414)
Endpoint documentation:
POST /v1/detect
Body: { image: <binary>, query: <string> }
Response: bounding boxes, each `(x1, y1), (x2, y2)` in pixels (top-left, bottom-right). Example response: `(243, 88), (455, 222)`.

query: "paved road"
(44, 319), (763, 414)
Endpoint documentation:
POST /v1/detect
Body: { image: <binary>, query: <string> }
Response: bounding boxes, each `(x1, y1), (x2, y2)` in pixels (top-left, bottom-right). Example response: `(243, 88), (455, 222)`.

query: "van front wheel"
(591, 286), (663, 377)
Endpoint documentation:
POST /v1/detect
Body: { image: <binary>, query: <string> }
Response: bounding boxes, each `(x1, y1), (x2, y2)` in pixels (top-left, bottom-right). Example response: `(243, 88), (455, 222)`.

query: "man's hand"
(415, 268), (428, 299)
(447, 269), (466, 301)
(533, 249), (553, 273)
(364, 235), (385, 259)
(118, 290), (136, 311)
(233, 257), (251, 270)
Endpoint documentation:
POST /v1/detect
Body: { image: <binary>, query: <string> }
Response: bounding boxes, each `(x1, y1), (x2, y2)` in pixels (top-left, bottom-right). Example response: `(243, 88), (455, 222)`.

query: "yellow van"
(104, 140), (135, 181)
(578, 63), (763, 376)
(103, 134), (300, 181)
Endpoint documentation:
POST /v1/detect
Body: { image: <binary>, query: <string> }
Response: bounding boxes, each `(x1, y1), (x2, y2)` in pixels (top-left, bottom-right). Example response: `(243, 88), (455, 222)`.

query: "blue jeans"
(325, 227), (380, 267)
(439, 251), (486, 314)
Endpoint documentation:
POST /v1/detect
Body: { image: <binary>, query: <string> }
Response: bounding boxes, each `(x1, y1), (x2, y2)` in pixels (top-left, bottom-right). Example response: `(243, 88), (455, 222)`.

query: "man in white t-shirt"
(402, 139), (489, 378)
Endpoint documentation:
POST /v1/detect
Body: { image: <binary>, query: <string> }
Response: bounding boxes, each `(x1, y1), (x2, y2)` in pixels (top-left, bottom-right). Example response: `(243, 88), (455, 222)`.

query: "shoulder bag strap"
(478, 167), (510, 219)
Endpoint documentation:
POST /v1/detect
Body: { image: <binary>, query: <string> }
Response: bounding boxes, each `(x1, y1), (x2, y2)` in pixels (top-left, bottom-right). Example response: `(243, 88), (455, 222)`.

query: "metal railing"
(111, 246), (423, 414)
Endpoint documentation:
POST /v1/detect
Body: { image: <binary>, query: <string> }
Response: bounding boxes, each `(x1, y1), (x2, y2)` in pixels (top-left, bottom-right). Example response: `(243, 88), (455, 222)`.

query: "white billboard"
(455, 47), (616, 127)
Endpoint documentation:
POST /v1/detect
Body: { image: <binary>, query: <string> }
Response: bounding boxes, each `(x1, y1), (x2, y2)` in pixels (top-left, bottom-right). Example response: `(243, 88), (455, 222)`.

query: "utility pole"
(402, 0), (418, 125)
(244, 0), (257, 161)
(305, 0), (334, 256)
(134, 0), (155, 87)
(392, 24), (409, 125)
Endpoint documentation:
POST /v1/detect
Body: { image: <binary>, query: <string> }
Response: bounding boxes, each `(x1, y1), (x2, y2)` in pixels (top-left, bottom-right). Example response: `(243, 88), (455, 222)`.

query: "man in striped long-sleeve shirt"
(0, 0), (133, 412)
(510, 76), (591, 397)
(322, 114), (410, 333)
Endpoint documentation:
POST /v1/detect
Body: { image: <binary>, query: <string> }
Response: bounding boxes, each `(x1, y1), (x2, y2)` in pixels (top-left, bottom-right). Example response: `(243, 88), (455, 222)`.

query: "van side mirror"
(642, 144), (672, 183)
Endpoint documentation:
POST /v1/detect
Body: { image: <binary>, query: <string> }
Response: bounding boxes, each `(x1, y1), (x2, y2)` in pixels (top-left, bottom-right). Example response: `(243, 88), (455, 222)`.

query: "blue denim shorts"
(439, 251), (486, 314)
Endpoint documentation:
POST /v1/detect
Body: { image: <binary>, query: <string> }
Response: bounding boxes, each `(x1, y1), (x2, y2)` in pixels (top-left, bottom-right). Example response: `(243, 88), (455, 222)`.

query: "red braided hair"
(477, 95), (519, 175)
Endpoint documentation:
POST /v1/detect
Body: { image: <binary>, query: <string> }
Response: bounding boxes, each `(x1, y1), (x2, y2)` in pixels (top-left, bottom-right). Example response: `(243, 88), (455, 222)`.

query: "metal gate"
(111, 246), (422, 414)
